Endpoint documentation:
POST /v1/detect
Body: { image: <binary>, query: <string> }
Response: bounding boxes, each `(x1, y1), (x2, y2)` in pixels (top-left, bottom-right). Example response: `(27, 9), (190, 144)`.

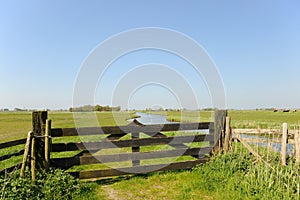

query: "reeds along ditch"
(202, 142), (300, 200)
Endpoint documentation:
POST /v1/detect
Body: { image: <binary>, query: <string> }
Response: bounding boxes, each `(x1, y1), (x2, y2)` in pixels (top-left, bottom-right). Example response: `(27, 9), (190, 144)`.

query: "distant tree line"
(69, 105), (121, 112)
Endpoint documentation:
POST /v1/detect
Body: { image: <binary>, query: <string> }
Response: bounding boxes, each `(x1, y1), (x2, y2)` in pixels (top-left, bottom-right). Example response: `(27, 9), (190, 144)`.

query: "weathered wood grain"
(52, 134), (213, 152)
(70, 158), (209, 179)
(51, 122), (212, 137)
(52, 147), (212, 169)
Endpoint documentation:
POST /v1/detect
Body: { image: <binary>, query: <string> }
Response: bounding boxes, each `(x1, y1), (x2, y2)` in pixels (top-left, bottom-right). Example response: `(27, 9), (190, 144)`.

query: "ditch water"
(129, 112), (171, 125)
(128, 112), (209, 133)
(238, 133), (294, 155)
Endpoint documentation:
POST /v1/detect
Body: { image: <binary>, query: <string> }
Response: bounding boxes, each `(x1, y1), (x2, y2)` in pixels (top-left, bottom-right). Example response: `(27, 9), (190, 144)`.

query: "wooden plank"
(141, 131), (202, 158)
(233, 128), (300, 136)
(52, 147), (212, 168)
(242, 137), (295, 144)
(0, 163), (22, 175)
(281, 123), (288, 165)
(20, 131), (33, 177)
(0, 138), (27, 149)
(232, 129), (281, 135)
(52, 134), (214, 152)
(45, 120), (51, 171)
(70, 158), (209, 179)
(51, 122), (211, 137)
(0, 149), (24, 161)
(106, 133), (127, 140)
(31, 136), (36, 181)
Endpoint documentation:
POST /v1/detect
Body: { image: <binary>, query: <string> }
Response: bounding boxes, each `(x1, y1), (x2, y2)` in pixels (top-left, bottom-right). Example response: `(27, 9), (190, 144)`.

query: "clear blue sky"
(1, 0), (300, 110)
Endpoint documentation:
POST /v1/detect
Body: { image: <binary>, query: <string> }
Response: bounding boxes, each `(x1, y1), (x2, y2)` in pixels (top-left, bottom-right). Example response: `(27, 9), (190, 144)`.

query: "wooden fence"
(0, 138), (27, 175)
(0, 110), (229, 180)
(232, 123), (300, 165)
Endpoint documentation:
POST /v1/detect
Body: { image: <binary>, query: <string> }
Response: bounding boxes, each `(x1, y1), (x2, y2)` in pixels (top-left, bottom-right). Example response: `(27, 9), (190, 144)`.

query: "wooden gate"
(19, 110), (227, 180)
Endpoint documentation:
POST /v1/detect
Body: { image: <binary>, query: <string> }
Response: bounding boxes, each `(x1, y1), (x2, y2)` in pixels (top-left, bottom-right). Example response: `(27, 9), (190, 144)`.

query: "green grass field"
(1, 110), (300, 142)
(1, 110), (300, 199)
(0, 111), (135, 143)
(151, 109), (300, 129)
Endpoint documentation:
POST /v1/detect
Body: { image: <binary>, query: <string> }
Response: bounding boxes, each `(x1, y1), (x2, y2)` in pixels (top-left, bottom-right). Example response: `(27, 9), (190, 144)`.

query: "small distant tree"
(69, 107), (73, 112)
(95, 104), (101, 111)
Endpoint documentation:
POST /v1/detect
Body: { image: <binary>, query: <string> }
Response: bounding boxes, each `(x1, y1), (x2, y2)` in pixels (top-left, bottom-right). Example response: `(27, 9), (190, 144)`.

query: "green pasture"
(1, 110), (300, 199)
(1, 110), (300, 142)
(0, 111), (134, 143)
(0, 111), (134, 171)
(157, 110), (300, 129)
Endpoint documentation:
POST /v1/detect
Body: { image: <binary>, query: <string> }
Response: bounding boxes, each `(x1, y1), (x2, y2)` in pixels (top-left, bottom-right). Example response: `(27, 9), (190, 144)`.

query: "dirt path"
(101, 185), (123, 200)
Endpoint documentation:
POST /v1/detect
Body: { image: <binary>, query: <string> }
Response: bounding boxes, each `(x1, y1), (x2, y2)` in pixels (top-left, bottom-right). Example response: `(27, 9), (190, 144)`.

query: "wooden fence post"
(295, 131), (300, 164)
(20, 131), (33, 177)
(45, 120), (51, 171)
(31, 136), (36, 181)
(32, 111), (48, 170)
(214, 110), (227, 154)
(224, 116), (231, 153)
(32, 111), (48, 135)
(281, 123), (288, 166)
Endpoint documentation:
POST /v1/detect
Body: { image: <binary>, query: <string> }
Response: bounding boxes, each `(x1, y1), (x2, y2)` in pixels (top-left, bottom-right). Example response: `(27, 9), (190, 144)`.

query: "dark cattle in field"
(283, 109), (290, 112)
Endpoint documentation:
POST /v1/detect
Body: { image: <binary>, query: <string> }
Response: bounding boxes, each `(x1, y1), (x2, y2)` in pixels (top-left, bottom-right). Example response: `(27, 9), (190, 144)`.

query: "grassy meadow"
(1, 109), (300, 142)
(149, 109), (300, 130)
(1, 110), (300, 199)
(0, 111), (135, 143)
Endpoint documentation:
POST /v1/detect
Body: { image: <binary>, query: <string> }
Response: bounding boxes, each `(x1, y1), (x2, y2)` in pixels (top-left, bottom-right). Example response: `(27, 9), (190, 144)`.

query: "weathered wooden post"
(31, 136), (36, 181)
(281, 123), (288, 165)
(224, 116), (231, 153)
(295, 131), (300, 164)
(214, 110), (227, 154)
(20, 131), (33, 177)
(32, 111), (48, 170)
(45, 120), (51, 171)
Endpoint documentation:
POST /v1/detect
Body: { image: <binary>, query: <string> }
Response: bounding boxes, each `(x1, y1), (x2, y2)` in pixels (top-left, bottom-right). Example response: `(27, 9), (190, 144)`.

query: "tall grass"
(101, 143), (300, 200)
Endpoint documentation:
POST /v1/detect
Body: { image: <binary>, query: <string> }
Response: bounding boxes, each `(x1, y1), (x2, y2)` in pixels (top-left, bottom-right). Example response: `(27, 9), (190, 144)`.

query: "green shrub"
(0, 169), (94, 200)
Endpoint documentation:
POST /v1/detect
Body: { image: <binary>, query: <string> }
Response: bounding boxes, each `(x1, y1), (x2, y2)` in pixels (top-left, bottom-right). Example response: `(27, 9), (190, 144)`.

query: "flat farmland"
(1, 110), (300, 143)
(0, 111), (134, 143)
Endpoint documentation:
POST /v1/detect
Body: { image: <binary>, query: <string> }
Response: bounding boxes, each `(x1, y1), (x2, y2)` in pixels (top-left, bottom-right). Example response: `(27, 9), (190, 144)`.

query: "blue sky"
(1, 1), (300, 110)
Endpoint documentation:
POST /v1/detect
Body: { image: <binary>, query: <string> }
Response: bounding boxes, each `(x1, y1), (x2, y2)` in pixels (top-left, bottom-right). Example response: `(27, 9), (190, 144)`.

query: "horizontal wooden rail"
(52, 134), (213, 152)
(52, 147), (212, 169)
(241, 137), (295, 144)
(0, 163), (22, 175)
(233, 128), (299, 136)
(0, 138), (27, 175)
(0, 138), (27, 149)
(51, 122), (212, 137)
(0, 149), (24, 161)
(70, 158), (209, 179)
